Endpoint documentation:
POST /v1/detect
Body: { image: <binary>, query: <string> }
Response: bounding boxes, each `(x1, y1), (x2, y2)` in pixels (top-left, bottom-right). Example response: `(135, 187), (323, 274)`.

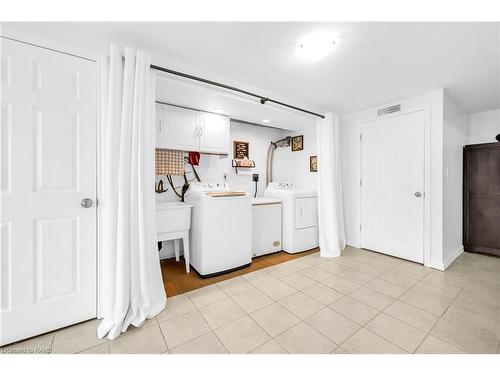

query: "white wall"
(468, 109), (500, 145)
(229, 122), (295, 195)
(442, 92), (469, 267)
(340, 89), (445, 269)
(278, 125), (318, 190)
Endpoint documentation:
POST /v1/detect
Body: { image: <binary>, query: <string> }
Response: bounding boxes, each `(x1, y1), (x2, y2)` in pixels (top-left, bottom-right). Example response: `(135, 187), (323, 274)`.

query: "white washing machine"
(184, 182), (252, 277)
(264, 182), (319, 253)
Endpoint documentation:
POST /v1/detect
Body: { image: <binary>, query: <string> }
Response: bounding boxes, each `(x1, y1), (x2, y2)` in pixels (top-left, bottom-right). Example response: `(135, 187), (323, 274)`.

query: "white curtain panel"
(98, 45), (166, 340)
(316, 113), (346, 257)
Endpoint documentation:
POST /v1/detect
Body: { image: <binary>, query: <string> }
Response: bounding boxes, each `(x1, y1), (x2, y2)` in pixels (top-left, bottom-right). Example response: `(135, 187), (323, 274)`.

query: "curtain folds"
(98, 45), (166, 340)
(316, 113), (346, 257)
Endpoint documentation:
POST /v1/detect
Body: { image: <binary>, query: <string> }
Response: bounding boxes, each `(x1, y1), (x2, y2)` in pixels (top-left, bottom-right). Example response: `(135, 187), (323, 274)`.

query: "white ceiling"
(5, 22), (500, 115)
(156, 75), (315, 131)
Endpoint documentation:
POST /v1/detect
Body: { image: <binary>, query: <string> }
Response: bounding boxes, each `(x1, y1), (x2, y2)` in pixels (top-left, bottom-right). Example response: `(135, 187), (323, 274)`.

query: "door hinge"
(360, 224), (362, 231)
(360, 133), (362, 141)
(360, 179), (362, 186)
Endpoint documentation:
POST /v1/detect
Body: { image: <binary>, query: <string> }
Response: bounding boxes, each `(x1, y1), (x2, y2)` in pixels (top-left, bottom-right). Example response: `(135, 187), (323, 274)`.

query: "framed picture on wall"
(291, 135), (303, 152)
(233, 140), (249, 159)
(310, 155), (317, 172)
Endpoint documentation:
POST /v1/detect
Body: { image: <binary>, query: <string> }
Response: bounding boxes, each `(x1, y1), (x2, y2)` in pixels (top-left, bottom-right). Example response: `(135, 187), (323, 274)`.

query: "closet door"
(0, 38), (97, 345)
(463, 142), (500, 256)
(360, 110), (425, 263)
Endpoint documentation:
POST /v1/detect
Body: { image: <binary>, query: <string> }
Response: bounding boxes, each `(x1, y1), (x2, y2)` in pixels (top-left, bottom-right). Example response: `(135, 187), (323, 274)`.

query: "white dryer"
(264, 182), (318, 253)
(184, 182), (252, 277)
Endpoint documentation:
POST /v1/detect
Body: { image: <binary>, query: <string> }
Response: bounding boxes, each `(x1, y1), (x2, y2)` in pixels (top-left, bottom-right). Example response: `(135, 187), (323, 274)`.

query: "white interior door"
(360, 110), (424, 263)
(0, 38), (97, 345)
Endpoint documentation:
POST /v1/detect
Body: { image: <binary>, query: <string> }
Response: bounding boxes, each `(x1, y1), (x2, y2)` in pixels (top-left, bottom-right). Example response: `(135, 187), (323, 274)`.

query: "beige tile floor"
(2, 246), (500, 354)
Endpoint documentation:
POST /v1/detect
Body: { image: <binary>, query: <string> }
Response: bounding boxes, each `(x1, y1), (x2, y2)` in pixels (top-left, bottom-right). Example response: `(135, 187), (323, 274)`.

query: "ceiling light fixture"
(297, 31), (338, 61)
(261, 119), (271, 124)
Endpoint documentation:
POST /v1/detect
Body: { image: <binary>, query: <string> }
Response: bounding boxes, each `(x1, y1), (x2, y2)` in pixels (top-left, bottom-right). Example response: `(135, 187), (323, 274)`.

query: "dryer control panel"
(267, 182), (296, 190)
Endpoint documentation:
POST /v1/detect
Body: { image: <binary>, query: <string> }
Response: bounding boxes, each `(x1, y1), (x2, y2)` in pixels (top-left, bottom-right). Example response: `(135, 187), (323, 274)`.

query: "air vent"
(378, 104), (401, 116)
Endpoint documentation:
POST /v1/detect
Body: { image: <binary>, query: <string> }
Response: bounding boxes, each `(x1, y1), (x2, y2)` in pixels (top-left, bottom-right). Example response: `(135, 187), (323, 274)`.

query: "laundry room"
(153, 73), (320, 291)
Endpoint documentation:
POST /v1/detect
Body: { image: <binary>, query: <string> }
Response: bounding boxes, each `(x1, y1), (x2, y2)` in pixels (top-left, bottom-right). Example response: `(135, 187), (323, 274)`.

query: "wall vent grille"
(378, 104), (401, 116)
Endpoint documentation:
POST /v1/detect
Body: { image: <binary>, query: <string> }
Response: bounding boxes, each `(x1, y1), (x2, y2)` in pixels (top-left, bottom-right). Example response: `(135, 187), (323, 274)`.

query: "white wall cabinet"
(157, 104), (199, 151)
(199, 112), (230, 154)
(156, 103), (229, 154)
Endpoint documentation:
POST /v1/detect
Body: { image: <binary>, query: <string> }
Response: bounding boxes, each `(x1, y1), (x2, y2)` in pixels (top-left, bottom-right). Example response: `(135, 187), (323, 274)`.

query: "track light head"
(260, 98), (268, 105)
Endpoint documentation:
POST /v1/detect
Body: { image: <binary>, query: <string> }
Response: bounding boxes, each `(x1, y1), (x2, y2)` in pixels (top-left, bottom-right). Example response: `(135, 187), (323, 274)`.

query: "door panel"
(163, 104), (198, 151)
(0, 103), (11, 193)
(35, 108), (79, 191)
(34, 216), (78, 302)
(199, 113), (229, 154)
(361, 110), (425, 263)
(1, 221), (11, 313)
(0, 38), (96, 345)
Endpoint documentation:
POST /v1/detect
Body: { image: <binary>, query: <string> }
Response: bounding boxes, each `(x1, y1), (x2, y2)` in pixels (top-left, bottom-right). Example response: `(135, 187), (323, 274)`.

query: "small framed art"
(233, 140), (249, 159)
(291, 135), (303, 152)
(310, 155), (317, 172)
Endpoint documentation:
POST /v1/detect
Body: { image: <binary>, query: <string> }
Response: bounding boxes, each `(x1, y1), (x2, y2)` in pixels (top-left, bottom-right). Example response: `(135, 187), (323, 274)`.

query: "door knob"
(414, 192), (422, 198)
(81, 198), (93, 208)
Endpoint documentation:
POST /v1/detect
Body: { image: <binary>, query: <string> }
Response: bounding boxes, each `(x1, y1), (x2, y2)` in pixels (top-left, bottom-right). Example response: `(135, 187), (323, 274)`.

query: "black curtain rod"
(150, 64), (325, 119)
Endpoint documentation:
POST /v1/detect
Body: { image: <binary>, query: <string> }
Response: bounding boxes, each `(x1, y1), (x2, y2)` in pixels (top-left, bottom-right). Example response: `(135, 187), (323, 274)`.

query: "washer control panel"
(189, 182), (230, 192)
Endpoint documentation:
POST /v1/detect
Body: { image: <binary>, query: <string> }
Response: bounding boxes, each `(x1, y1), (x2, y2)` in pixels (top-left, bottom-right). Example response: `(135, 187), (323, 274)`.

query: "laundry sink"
(156, 201), (192, 235)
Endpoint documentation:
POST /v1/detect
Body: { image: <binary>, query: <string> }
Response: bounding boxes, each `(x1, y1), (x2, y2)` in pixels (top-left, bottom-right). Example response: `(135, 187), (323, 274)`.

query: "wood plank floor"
(161, 248), (319, 297)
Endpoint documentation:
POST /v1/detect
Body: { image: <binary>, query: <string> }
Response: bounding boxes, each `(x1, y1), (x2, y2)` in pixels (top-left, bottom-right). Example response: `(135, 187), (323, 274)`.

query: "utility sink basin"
(156, 201), (192, 234)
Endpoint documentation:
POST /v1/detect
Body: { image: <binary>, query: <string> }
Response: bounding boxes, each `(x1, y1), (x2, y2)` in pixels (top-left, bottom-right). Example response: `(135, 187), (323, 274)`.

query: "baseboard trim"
(440, 245), (464, 271)
(345, 239), (360, 249)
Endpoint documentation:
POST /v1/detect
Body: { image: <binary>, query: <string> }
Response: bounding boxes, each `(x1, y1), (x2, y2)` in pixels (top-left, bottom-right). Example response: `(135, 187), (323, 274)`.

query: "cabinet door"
(162, 105), (199, 151)
(199, 113), (229, 154)
(155, 103), (166, 148)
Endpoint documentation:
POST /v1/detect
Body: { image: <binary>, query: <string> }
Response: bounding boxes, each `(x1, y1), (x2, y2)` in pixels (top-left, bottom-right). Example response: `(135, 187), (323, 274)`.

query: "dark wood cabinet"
(463, 142), (500, 256)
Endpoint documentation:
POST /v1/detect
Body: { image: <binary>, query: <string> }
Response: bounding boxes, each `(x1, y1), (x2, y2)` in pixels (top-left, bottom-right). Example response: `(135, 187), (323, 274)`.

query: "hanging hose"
(266, 142), (277, 187)
(166, 175), (182, 199)
(266, 136), (292, 186)
(181, 173), (190, 202)
(191, 163), (201, 182)
(166, 153), (202, 201)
